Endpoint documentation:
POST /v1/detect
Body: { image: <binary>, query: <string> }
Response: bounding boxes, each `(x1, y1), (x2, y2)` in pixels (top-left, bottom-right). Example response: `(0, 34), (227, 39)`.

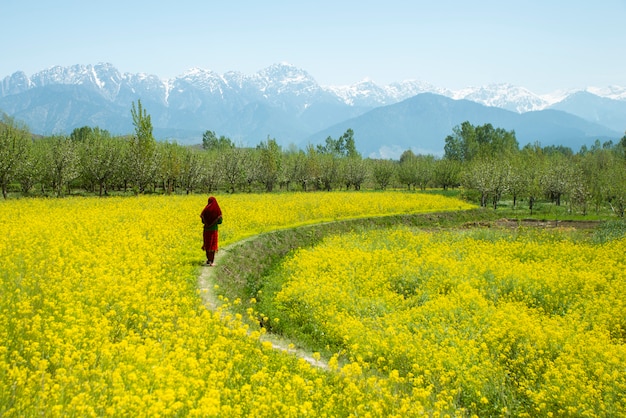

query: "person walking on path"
(200, 196), (222, 266)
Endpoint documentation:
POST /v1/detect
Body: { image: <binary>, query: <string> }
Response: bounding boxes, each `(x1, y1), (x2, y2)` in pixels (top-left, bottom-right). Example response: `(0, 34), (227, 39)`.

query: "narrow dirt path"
(197, 241), (329, 370)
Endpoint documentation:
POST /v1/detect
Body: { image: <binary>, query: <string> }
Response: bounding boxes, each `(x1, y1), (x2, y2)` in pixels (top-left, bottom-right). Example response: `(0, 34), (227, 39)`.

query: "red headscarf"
(201, 196), (222, 225)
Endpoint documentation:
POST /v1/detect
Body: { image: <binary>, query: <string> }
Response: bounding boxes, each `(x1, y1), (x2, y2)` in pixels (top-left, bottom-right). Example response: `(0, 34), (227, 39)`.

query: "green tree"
(281, 147), (314, 191)
(444, 121), (518, 161)
(433, 158), (461, 190)
(606, 156), (626, 217)
(543, 144), (573, 157)
(341, 156), (367, 190)
(257, 137), (283, 192)
(218, 147), (249, 193)
(279, 147), (300, 191)
(340, 128), (360, 159)
(317, 129), (360, 158)
(0, 114), (31, 198)
(198, 151), (221, 193)
(462, 157), (511, 209)
(290, 146), (320, 191)
(371, 159), (396, 190)
(444, 121), (475, 161)
(28, 138), (52, 195)
(156, 141), (184, 194)
(202, 130), (234, 151)
(14, 139), (41, 195)
(398, 152), (436, 191)
(242, 148), (262, 192)
(569, 160), (592, 215)
(414, 154), (436, 190)
(462, 159), (489, 207)
(110, 139), (131, 193)
(318, 153), (340, 191)
(77, 128), (123, 196)
(519, 143), (547, 214)
(506, 153), (526, 209)
(43, 135), (78, 197)
(397, 150), (419, 189)
(70, 126), (104, 143)
(128, 100), (157, 193)
(179, 147), (203, 194)
(578, 146), (614, 214)
(540, 154), (573, 206)
(317, 136), (339, 155)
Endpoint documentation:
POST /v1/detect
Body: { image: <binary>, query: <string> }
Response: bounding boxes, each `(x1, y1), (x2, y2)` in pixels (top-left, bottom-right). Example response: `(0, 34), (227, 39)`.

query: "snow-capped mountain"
(0, 62), (624, 156)
(450, 84), (550, 113)
(2, 62), (624, 112)
(586, 85), (626, 101)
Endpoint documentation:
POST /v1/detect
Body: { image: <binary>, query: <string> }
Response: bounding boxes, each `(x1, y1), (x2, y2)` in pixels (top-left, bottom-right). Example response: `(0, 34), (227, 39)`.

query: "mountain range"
(1, 62), (625, 158)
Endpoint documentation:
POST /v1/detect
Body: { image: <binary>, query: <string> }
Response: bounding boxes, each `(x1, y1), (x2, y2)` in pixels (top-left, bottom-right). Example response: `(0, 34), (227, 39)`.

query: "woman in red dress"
(200, 196), (222, 266)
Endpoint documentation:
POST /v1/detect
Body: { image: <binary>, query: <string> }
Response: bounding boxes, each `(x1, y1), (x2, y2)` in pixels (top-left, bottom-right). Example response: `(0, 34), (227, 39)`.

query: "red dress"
(200, 197), (222, 253)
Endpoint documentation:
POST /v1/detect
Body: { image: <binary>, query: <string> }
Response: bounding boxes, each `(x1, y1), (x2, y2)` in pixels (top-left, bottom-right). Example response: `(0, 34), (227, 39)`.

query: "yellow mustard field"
(0, 192), (474, 417)
(266, 227), (626, 416)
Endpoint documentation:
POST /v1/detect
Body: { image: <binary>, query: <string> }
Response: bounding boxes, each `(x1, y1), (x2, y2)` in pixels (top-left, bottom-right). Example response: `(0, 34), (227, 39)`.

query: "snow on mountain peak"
(174, 68), (226, 95)
(251, 63), (320, 97)
(2, 62), (626, 114)
(586, 85), (626, 100)
(451, 83), (550, 113)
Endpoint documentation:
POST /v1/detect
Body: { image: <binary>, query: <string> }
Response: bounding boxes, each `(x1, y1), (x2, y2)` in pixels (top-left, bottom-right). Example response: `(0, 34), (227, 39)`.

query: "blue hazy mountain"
(305, 93), (621, 157)
(1, 63), (624, 157)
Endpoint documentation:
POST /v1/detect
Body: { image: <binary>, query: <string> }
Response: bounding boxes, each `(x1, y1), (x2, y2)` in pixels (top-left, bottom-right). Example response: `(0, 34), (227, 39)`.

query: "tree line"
(1, 102), (626, 216)
(441, 121), (626, 217)
(0, 102), (369, 198)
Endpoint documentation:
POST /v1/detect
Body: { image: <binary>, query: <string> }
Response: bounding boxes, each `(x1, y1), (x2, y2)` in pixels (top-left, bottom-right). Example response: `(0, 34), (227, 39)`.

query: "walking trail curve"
(197, 238), (329, 370)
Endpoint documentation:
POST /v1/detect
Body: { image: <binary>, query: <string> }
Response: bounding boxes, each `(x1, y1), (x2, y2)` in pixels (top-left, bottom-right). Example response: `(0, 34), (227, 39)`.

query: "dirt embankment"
(465, 218), (602, 230)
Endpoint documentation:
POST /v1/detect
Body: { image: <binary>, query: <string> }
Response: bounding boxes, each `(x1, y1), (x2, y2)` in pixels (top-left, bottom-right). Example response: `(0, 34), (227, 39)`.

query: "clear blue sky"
(3, 0), (626, 94)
